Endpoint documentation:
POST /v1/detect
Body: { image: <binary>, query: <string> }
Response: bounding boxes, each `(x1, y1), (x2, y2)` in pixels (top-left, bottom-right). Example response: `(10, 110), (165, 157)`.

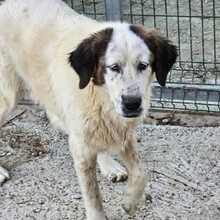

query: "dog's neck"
(83, 82), (143, 126)
(77, 82), (141, 153)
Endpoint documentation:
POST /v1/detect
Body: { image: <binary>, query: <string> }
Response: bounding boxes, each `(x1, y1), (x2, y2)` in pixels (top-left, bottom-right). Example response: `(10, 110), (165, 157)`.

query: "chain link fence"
(64, 0), (220, 113)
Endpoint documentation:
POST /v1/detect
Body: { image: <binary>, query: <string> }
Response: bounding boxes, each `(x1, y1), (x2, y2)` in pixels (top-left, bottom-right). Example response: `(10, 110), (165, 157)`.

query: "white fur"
(0, 0), (156, 219)
(97, 153), (128, 182)
(0, 166), (10, 185)
(104, 24), (152, 116)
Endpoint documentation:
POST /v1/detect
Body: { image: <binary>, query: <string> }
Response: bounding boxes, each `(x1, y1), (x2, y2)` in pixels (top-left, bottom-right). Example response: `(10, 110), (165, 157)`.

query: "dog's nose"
(122, 95), (142, 111)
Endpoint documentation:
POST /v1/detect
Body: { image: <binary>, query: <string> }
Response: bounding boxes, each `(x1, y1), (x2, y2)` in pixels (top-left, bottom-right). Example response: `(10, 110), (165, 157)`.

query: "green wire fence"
(64, 0), (220, 113)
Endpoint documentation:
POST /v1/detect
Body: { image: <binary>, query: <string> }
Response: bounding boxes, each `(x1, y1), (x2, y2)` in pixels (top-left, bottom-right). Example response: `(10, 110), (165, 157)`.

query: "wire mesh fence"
(64, 0), (220, 113)
(63, 0), (106, 20)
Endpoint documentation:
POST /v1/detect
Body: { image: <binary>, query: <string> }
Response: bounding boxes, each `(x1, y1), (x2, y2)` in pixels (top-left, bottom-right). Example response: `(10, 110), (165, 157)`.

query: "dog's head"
(69, 24), (177, 118)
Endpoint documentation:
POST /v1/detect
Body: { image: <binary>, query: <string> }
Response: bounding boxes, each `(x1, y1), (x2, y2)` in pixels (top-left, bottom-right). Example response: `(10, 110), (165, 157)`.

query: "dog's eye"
(138, 62), (148, 71)
(110, 64), (120, 72)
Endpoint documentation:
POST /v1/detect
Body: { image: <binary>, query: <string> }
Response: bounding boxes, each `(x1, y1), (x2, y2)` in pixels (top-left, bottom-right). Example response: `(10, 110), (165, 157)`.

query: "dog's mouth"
(121, 107), (143, 118)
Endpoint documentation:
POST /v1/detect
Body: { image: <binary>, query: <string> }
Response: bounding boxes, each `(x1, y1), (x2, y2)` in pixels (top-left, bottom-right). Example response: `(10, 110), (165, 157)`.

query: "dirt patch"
(146, 109), (220, 127)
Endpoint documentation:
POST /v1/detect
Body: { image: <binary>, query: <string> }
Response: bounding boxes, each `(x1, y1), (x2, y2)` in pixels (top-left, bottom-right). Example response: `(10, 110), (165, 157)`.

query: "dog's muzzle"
(122, 95), (143, 118)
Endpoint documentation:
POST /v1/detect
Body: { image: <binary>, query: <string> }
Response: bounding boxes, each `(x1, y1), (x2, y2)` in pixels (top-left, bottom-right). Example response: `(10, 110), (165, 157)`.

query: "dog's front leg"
(69, 134), (106, 220)
(120, 137), (147, 214)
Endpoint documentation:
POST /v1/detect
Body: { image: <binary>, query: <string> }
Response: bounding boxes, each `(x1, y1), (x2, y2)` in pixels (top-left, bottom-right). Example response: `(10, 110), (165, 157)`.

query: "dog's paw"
(0, 166), (10, 186)
(122, 200), (138, 215)
(98, 154), (128, 183)
(87, 210), (107, 220)
(107, 166), (128, 183)
(121, 183), (145, 214)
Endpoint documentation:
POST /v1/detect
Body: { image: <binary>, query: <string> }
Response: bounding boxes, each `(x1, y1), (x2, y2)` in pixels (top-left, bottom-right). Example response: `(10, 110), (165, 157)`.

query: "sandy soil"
(0, 104), (219, 220)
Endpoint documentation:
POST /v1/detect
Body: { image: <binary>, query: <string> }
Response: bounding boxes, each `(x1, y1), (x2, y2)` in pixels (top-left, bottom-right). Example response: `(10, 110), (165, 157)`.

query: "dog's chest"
(83, 114), (134, 153)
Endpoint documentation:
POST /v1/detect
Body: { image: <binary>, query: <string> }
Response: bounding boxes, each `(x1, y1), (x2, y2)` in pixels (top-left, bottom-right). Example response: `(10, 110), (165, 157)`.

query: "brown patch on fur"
(69, 28), (113, 89)
(130, 25), (177, 86)
(91, 28), (113, 86)
(92, 28), (113, 61)
(92, 57), (105, 85)
(130, 25), (159, 58)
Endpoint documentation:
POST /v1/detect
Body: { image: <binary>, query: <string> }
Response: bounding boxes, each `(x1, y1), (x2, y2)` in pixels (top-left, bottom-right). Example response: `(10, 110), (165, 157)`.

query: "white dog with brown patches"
(0, 0), (177, 219)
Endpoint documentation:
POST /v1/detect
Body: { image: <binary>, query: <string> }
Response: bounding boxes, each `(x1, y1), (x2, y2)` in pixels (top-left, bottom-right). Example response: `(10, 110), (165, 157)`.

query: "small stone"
(72, 195), (82, 200)
(162, 118), (169, 123)
(33, 208), (41, 213)
(145, 194), (152, 203)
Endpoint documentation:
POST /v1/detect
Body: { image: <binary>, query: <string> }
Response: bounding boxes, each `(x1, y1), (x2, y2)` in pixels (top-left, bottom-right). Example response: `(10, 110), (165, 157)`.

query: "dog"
(0, 0), (177, 219)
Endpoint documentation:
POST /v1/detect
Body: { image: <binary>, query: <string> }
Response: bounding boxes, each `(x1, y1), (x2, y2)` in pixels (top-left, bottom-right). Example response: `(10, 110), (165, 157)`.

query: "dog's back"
(0, 0), (90, 62)
(0, 0), (96, 124)
(0, 0), (94, 70)
(0, 0), (91, 28)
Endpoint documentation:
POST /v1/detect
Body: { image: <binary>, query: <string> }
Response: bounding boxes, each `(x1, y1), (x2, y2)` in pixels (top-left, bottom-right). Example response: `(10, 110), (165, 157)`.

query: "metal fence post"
(105, 0), (123, 21)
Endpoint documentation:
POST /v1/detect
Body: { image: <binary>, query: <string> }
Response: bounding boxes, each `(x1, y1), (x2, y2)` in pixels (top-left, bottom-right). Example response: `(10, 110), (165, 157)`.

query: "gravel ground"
(0, 105), (219, 220)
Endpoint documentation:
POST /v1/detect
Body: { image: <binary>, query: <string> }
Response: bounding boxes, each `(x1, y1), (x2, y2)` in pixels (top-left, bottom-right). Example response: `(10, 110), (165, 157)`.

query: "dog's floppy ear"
(130, 25), (177, 86)
(152, 37), (177, 86)
(69, 28), (113, 89)
(69, 36), (96, 89)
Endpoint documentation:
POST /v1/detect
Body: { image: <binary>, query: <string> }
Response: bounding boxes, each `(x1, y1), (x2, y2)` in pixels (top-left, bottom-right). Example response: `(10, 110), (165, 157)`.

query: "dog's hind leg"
(0, 47), (22, 185)
(97, 153), (128, 183)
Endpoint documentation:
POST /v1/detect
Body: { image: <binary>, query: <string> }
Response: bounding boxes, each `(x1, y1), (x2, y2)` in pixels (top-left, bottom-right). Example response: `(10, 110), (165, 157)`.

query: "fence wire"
(64, 0), (220, 113)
